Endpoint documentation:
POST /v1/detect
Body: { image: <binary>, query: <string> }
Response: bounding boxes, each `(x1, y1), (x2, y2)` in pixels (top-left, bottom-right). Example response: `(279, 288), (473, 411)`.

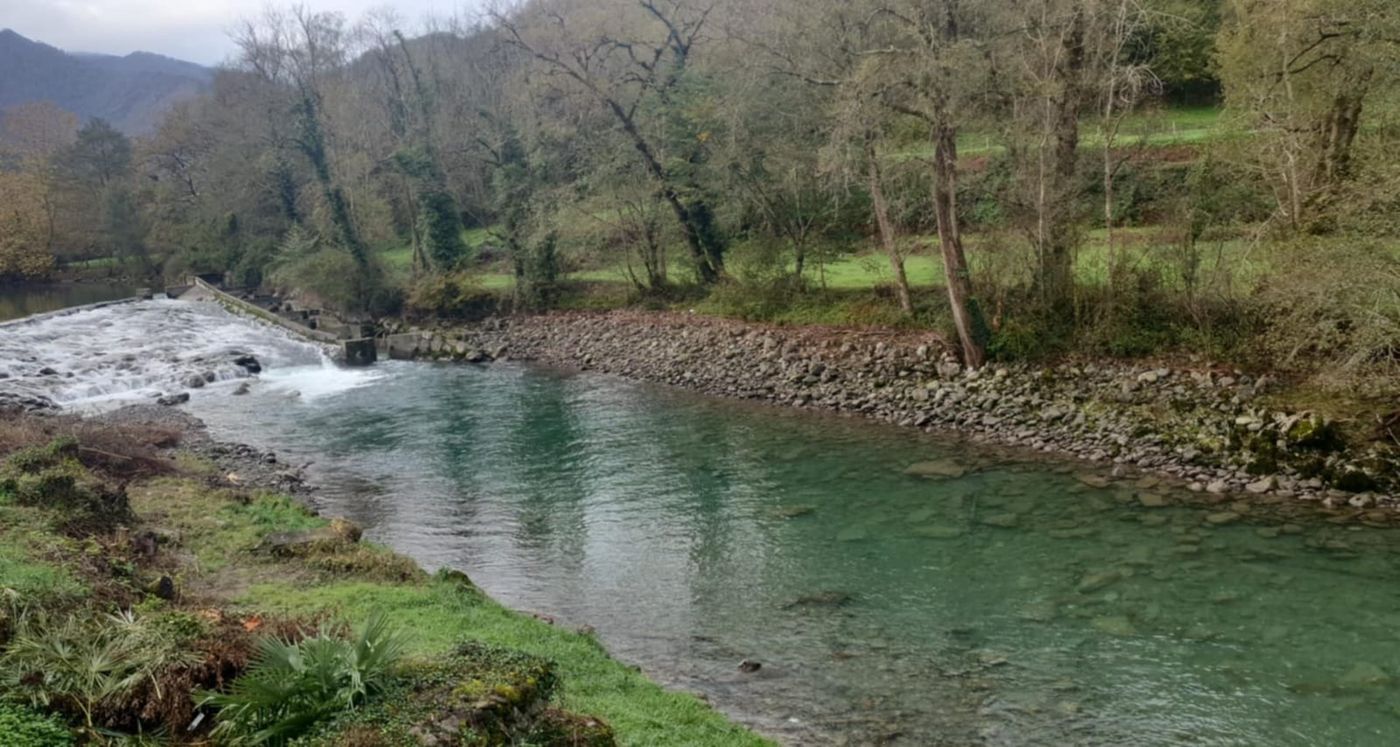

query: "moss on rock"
(298, 641), (614, 747)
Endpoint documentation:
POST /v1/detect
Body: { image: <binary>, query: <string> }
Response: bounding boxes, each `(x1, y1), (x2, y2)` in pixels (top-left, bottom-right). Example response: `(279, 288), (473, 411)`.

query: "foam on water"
(0, 298), (379, 410)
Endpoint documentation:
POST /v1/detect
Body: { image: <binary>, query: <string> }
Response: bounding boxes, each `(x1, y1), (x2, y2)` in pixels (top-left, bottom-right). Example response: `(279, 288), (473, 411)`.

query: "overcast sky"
(1, 0), (481, 66)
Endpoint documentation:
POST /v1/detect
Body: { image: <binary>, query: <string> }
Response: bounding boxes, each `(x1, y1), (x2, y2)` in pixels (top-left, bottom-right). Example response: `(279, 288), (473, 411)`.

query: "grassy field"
(900, 106), (1225, 159)
(458, 225), (1264, 296)
(378, 226), (498, 273)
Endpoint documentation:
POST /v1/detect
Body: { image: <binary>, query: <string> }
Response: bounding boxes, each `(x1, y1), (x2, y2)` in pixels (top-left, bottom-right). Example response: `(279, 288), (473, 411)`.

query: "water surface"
(0, 282), (137, 323)
(7, 300), (1400, 746)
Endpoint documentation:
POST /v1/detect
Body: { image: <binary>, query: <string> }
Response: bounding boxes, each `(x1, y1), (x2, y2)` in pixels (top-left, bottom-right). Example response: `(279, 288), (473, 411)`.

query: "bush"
(0, 439), (131, 528)
(0, 702), (74, 746)
(1257, 237), (1400, 392)
(268, 227), (400, 316)
(202, 612), (406, 745)
(405, 272), (499, 320)
(0, 610), (203, 734)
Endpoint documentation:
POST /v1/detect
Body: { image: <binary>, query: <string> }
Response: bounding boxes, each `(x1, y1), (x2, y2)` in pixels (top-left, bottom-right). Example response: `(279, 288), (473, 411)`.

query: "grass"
(377, 225), (500, 274)
(243, 580), (768, 746)
(458, 225), (1262, 297)
(1, 443), (767, 746)
(0, 496), (88, 606)
(899, 105), (1225, 159)
(59, 257), (120, 270)
(806, 227), (1263, 292)
(0, 520), (86, 605)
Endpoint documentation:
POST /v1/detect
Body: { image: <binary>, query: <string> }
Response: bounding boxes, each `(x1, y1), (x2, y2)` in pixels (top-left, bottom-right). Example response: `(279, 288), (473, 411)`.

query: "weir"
(170, 277), (377, 366)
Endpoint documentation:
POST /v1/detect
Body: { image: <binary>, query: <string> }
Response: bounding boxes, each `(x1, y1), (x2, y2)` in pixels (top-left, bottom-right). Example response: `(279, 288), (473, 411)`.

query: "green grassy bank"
(0, 416), (767, 746)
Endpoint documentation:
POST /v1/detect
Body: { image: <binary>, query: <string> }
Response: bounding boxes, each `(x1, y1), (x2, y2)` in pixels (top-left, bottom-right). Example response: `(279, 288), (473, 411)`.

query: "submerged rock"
(979, 513), (1020, 529)
(0, 391), (58, 412)
(903, 459), (968, 479)
(1204, 511), (1242, 526)
(769, 504), (816, 519)
(1338, 662), (1392, 690)
(783, 591), (854, 609)
(1076, 474), (1112, 489)
(1077, 570), (1124, 594)
(912, 525), (964, 540)
(1138, 493), (1169, 508)
(232, 354), (262, 374)
(1091, 615), (1138, 636)
(835, 526), (869, 542)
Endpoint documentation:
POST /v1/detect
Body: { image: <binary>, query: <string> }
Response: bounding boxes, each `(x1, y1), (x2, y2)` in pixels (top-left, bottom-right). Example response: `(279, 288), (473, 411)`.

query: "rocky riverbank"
(387, 311), (1400, 510)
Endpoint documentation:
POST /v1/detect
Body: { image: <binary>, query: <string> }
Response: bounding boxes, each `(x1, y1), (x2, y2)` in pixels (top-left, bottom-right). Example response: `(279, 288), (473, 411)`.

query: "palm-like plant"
(201, 612), (405, 746)
(0, 611), (200, 734)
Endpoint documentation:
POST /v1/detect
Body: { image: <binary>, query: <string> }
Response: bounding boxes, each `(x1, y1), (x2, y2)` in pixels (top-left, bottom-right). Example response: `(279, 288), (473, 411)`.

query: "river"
(4, 297), (1400, 745)
(0, 281), (138, 323)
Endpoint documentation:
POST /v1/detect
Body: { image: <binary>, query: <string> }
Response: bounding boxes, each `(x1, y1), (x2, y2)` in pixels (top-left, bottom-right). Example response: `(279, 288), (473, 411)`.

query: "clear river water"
(4, 297), (1400, 746)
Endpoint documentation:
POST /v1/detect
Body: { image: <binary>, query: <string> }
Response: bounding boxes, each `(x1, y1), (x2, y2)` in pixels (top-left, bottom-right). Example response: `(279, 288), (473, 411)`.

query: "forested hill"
(0, 29), (210, 134)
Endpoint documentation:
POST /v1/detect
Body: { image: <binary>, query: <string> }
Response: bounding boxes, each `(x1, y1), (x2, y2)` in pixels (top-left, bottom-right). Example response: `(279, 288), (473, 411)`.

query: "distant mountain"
(0, 29), (212, 135)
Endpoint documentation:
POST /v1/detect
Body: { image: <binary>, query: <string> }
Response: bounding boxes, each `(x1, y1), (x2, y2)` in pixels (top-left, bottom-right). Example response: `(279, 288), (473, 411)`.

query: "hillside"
(0, 28), (210, 134)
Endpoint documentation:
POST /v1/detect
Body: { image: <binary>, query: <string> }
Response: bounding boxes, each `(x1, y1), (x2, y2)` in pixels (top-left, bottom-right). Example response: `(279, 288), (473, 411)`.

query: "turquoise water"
(190, 359), (1400, 746)
(9, 298), (1398, 745)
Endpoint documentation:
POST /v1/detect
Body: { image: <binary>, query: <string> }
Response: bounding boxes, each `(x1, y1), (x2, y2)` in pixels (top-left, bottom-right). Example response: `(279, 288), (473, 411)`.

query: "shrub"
(0, 702), (74, 746)
(1257, 237), (1400, 393)
(202, 612), (406, 745)
(0, 439), (131, 528)
(268, 227), (401, 316)
(0, 610), (202, 733)
(404, 272), (499, 320)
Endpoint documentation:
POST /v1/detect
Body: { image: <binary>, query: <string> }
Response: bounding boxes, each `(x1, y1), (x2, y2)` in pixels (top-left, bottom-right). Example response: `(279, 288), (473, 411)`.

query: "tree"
(859, 0), (991, 366)
(359, 13), (468, 273)
(742, 0), (917, 312)
(0, 170), (55, 279)
(48, 119), (136, 260)
(54, 119), (131, 191)
(1217, 0), (1400, 230)
(235, 7), (369, 265)
(0, 101), (78, 164)
(1095, 0), (1158, 277)
(494, 0), (729, 283)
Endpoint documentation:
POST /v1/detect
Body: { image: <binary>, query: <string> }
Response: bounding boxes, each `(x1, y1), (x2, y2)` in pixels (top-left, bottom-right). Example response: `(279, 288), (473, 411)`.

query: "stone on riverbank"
(377, 312), (1400, 507)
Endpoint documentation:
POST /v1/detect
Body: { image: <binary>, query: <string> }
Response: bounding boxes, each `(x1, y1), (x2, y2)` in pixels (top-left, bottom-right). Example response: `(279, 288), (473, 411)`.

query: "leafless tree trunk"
(865, 138), (913, 314)
(932, 121), (984, 367)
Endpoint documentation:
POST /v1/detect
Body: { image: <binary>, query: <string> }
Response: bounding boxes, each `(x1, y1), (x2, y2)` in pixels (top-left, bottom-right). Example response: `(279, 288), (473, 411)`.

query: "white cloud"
(1, 0), (477, 65)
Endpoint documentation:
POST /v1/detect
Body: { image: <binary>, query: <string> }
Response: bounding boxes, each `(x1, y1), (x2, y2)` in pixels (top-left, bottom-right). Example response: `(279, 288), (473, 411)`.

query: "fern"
(202, 611), (405, 746)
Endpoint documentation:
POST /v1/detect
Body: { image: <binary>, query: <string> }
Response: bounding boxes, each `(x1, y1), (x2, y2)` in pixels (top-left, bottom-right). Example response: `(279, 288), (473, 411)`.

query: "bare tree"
(235, 6), (368, 265)
(492, 0), (727, 283)
(863, 0), (990, 366)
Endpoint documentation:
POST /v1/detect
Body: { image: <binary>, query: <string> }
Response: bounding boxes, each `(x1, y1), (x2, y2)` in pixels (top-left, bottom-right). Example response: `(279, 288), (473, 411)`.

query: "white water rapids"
(0, 298), (384, 410)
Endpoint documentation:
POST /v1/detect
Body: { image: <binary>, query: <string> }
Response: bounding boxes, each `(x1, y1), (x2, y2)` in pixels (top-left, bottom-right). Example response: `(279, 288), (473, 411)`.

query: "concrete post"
(343, 338), (377, 367)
